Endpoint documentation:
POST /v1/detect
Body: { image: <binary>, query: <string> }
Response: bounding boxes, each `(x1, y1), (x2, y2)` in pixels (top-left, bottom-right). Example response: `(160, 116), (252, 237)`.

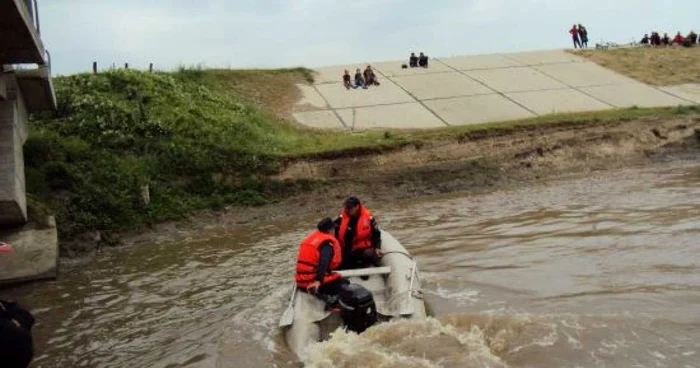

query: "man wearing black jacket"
(296, 218), (349, 297)
(334, 197), (382, 270)
(0, 300), (35, 368)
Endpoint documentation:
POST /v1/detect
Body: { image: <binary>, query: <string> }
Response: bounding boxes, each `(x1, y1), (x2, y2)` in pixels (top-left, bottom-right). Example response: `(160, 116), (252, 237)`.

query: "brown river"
(3, 163), (700, 367)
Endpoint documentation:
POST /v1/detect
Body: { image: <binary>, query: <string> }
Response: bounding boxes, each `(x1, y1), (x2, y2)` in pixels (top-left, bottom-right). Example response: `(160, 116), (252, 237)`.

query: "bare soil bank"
(67, 115), (700, 257)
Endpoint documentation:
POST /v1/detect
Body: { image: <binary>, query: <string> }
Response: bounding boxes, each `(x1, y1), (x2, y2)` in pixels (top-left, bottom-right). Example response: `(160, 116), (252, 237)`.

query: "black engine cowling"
(337, 284), (378, 333)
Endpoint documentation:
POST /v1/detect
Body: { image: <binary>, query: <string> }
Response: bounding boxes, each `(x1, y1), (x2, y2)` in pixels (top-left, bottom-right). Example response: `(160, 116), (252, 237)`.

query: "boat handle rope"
(381, 251), (414, 260)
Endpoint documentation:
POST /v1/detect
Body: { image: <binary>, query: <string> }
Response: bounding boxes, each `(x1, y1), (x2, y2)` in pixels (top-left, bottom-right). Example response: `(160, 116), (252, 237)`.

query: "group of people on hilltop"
(295, 197), (382, 299)
(343, 66), (380, 90)
(569, 24), (589, 49)
(641, 31), (698, 47)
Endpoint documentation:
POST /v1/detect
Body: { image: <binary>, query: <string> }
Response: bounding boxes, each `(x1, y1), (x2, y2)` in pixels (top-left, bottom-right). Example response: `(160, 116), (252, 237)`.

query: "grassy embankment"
(575, 46), (700, 86)
(27, 55), (700, 245)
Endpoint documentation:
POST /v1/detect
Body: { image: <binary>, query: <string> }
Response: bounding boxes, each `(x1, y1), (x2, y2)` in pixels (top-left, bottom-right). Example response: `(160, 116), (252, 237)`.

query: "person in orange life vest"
(295, 217), (350, 297)
(334, 197), (382, 270)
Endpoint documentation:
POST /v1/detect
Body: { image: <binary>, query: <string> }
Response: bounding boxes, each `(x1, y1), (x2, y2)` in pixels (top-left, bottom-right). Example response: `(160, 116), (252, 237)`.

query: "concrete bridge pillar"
(0, 73), (28, 226)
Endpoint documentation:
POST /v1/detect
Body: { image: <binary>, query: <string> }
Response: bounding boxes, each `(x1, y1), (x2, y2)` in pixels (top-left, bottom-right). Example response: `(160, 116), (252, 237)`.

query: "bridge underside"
(1, 0), (58, 285)
(0, 0), (45, 65)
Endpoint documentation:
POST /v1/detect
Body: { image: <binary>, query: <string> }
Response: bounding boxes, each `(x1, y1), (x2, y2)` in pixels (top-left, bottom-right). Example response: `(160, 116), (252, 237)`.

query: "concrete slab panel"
(506, 89), (612, 115)
(466, 67), (568, 93)
(336, 103), (446, 130)
(504, 50), (585, 65)
(391, 72), (493, 100)
(315, 81), (415, 109)
(293, 110), (346, 129)
(372, 59), (453, 77)
(439, 54), (524, 70)
(0, 217), (58, 285)
(581, 83), (691, 108)
(312, 64), (367, 84)
(295, 84), (328, 109)
(535, 62), (637, 87)
(425, 94), (536, 126)
(660, 84), (700, 104)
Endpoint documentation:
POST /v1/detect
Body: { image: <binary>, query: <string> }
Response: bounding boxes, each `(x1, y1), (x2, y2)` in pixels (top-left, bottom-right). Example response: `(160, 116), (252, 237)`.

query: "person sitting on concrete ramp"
(354, 68), (367, 89)
(0, 300), (35, 368)
(578, 24), (589, 48)
(343, 70), (355, 89)
(418, 52), (429, 68)
(409, 52), (419, 68)
(295, 218), (349, 298)
(334, 197), (383, 270)
(363, 66), (380, 86)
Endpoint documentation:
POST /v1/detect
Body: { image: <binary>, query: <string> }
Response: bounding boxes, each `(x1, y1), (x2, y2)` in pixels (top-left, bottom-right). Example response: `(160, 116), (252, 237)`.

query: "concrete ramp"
(296, 49), (695, 131)
(0, 217), (58, 285)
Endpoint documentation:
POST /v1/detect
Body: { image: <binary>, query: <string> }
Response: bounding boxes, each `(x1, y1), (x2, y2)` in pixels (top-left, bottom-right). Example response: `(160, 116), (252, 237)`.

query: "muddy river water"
(3, 163), (700, 367)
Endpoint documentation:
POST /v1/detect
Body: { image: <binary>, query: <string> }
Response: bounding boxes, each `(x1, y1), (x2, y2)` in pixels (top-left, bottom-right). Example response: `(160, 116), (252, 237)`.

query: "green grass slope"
(26, 68), (699, 243)
(25, 69), (396, 241)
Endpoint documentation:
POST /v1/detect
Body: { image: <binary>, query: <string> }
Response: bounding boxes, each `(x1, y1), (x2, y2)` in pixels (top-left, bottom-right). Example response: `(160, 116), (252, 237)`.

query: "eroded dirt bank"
(75, 115), (700, 256)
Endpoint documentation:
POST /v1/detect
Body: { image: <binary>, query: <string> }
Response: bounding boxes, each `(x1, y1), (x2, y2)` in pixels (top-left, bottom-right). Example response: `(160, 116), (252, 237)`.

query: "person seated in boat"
(0, 300), (35, 368)
(295, 218), (350, 298)
(334, 197), (383, 270)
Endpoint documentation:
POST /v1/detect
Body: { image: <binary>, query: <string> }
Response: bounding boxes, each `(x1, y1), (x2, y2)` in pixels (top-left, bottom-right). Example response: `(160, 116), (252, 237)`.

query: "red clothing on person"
(295, 230), (342, 288)
(569, 27), (578, 37)
(673, 34), (685, 44)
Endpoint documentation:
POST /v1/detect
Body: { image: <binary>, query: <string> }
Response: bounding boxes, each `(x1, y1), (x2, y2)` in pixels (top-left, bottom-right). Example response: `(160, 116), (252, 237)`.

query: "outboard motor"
(337, 284), (378, 333)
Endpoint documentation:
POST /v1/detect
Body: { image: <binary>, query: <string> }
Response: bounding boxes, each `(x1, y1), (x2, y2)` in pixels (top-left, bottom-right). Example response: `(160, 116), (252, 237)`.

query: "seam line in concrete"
(500, 52), (585, 67)
(514, 53), (696, 107)
(659, 89), (699, 105)
(310, 84), (347, 129)
(505, 53), (619, 108)
(312, 85), (630, 111)
(529, 63), (617, 109)
(436, 58), (540, 117)
(436, 62), (583, 73)
(370, 66), (451, 127)
(648, 86), (698, 105)
(385, 75), (451, 127)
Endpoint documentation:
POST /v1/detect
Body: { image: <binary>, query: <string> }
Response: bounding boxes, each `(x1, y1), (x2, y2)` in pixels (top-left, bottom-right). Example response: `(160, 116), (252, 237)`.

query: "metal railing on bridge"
(20, 0), (41, 35)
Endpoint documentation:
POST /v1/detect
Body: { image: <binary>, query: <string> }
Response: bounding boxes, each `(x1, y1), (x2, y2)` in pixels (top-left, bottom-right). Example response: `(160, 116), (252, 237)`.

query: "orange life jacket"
(338, 205), (373, 251)
(295, 230), (342, 288)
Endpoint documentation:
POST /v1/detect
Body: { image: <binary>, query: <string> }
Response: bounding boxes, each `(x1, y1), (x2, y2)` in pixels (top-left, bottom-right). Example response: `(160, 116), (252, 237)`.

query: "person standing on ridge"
(295, 218), (349, 298)
(335, 197), (382, 270)
(578, 24), (589, 48)
(569, 24), (582, 48)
